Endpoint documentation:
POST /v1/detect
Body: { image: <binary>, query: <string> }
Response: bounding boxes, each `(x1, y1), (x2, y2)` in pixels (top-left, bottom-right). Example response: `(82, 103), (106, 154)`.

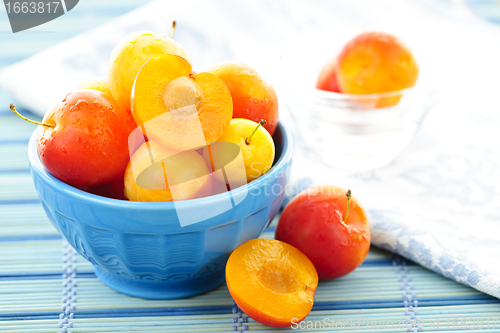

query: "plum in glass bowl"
(274, 31), (439, 171)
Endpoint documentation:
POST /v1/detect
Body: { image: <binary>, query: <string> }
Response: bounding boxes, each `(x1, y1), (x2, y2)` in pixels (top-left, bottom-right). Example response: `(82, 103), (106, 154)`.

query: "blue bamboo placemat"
(1, 183), (500, 332)
(1, 1), (500, 332)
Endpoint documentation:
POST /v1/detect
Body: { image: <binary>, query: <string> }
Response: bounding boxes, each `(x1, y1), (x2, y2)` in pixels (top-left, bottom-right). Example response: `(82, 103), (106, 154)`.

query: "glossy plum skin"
(77, 172), (126, 200)
(275, 186), (370, 280)
(336, 32), (419, 107)
(207, 62), (279, 136)
(209, 118), (275, 183)
(316, 58), (341, 93)
(37, 89), (136, 187)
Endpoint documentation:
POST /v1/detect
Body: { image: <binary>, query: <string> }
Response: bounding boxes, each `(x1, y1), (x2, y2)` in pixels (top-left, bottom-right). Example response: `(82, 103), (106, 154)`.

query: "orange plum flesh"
(226, 239), (318, 327)
(132, 54), (233, 151)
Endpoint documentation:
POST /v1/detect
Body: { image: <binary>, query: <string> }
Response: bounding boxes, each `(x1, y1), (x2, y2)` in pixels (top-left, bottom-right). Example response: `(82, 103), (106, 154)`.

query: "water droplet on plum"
(70, 99), (89, 111)
(92, 99), (103, 108)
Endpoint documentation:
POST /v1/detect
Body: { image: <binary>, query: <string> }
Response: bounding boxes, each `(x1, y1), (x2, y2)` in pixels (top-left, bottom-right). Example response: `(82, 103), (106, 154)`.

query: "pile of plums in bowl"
(17, 23), (290, 299)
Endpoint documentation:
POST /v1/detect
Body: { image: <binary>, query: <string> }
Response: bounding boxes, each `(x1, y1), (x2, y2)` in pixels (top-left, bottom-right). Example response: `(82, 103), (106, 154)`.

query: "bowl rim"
(28, 121), (294, 211)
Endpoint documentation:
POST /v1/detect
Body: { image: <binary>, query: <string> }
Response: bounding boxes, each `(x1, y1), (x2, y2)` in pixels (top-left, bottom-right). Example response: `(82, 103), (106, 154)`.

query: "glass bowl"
(273, 32), (440, 171)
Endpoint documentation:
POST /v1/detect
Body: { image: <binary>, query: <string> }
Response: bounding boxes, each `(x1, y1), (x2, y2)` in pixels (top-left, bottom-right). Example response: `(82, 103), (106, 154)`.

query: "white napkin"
(1, 0), (500, 299)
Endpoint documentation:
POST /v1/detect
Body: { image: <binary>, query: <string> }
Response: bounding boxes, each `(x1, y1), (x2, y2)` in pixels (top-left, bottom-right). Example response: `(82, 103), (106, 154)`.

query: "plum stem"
(343, 189), (352, 221)
(245, 119), (267, 145)
(9, 103), (54, 127)
(170, 21), (176, 39)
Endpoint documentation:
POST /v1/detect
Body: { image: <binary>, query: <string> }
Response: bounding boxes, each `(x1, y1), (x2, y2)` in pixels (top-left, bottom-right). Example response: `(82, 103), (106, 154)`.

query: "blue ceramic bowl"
(28, 123), (293, 299)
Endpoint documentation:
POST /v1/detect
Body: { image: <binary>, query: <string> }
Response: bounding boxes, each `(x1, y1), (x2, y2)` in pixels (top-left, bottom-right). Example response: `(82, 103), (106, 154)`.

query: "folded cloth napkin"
(1, 0), (499, 298)
(286, 110), (500, 299)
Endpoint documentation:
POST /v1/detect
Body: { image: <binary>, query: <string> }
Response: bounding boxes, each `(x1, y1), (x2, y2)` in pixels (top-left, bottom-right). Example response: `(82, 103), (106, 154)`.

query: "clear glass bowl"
(273, 32), (440, 171)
